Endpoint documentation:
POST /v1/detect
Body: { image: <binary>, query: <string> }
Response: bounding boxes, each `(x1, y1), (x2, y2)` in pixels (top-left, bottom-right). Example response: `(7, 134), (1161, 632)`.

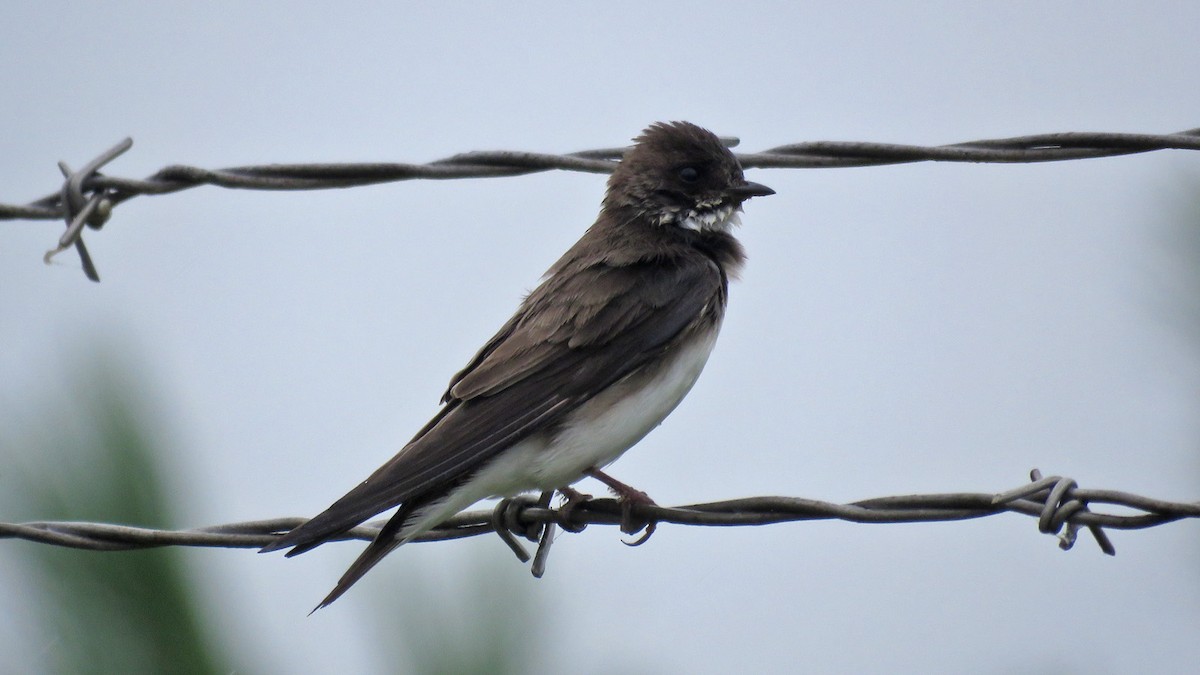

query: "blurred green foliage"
(1, 362), (224, 675)
(1, 355), (551, 674)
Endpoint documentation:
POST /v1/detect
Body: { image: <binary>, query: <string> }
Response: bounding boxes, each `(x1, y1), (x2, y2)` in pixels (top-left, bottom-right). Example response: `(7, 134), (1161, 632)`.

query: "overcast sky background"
(3, 3), (1200, 673)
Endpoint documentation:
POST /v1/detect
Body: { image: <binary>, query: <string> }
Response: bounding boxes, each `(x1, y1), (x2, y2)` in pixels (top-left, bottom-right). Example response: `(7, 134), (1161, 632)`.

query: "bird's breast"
(524, 324), (722, 490)
(462, 323), (724, 499)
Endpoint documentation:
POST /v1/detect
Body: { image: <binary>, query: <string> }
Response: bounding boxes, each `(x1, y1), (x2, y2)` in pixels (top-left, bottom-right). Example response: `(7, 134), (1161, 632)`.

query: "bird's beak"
(727, 181), (775, 201)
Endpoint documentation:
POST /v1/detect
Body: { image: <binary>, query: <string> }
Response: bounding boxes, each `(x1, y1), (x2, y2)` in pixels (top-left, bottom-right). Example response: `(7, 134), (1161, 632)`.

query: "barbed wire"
(4, 470), (1197, 577)
(5, 133), (1198, 573)
(4, 128), (1200, 281)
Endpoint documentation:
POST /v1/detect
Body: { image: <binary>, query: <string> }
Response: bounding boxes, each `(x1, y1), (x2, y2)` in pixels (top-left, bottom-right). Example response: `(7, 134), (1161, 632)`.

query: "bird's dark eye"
(678, 166), (700, 183)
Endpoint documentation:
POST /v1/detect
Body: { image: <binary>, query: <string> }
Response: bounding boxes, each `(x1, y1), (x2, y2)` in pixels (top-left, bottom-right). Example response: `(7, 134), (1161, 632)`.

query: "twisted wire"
(4, 128), (1200, 281)
(5, 471), (1196, 575)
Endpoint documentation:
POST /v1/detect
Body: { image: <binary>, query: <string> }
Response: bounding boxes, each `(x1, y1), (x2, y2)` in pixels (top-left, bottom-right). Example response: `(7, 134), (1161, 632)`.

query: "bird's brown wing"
(261, 256), (723, 556)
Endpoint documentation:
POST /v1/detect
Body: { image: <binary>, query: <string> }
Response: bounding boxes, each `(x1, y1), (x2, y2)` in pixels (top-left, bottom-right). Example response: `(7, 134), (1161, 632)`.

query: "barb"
(4, 128), (1200, 280)
(4, 471), (1197, 577)
(41, 138), (131, 281)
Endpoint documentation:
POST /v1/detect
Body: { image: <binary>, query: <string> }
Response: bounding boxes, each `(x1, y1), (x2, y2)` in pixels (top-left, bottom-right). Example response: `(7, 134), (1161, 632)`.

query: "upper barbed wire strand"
(5, 129), (1200, 222)
(8, 128), (1200, 281)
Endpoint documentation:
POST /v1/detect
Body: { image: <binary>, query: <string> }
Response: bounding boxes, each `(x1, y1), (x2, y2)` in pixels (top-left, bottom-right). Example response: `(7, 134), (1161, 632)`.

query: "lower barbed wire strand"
(3, 473), (1197, 554)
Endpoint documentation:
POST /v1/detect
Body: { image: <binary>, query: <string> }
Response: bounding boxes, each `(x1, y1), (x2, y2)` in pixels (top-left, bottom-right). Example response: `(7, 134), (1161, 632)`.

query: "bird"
(261, 121), (773, 610)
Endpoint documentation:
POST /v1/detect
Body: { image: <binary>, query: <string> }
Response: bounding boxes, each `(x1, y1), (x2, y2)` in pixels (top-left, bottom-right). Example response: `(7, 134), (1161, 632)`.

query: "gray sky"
(3, 2), (1199, 673)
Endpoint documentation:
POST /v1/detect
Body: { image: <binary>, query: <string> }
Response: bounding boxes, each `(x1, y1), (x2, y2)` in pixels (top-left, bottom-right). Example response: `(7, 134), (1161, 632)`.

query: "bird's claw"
(621, 519), (656, 546)
(581, 468), (659, 545)
(555, 486), (592, 533)
(616, 490), (657, 545)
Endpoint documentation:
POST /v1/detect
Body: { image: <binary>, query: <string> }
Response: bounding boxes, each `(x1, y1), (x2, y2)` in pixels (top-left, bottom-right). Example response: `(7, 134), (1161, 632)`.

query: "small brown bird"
(261, 121), (773, 609)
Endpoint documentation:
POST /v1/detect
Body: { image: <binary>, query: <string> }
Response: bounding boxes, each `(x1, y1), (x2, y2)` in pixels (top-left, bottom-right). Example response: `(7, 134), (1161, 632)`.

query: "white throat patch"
(677, 203), (741, 233)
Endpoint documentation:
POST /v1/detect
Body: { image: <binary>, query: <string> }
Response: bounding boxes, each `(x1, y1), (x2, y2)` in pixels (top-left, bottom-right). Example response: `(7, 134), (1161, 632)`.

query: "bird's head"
(604, 121), (774, 232)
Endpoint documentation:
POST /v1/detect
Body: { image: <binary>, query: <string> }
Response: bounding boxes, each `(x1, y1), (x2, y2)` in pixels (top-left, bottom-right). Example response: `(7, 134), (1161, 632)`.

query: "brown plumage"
(261, 122), (773, 610)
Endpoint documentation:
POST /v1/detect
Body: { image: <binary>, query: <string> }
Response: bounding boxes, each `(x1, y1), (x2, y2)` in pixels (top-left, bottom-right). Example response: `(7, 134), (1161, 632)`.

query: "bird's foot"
(555, 485), (592, 533)
(584, 468), (658, 546)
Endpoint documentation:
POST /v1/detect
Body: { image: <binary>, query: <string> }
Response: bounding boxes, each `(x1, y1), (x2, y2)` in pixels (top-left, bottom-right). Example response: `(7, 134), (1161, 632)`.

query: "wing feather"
(262, 255), (724, 555)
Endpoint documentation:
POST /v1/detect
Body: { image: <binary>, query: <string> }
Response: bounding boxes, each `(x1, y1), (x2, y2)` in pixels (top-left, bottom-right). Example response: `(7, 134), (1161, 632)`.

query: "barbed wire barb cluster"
(4, 127), (1200, 281)
(4, 470), (1197, 577)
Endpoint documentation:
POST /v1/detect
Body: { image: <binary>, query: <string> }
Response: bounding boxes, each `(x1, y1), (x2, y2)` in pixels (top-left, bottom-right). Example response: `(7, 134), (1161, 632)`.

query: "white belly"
(396, 328), (721, 541)
(523, 326), (721, 489)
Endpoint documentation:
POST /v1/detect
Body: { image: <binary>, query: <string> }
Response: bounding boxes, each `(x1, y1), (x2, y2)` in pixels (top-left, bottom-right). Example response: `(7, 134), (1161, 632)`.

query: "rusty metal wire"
(4, 470), (1197, 577)
(4, 128), (1200, 281)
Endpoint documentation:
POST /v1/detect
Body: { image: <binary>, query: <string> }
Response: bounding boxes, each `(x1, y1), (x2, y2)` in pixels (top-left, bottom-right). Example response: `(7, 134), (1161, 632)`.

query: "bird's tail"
(309, 530), (403, 614)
